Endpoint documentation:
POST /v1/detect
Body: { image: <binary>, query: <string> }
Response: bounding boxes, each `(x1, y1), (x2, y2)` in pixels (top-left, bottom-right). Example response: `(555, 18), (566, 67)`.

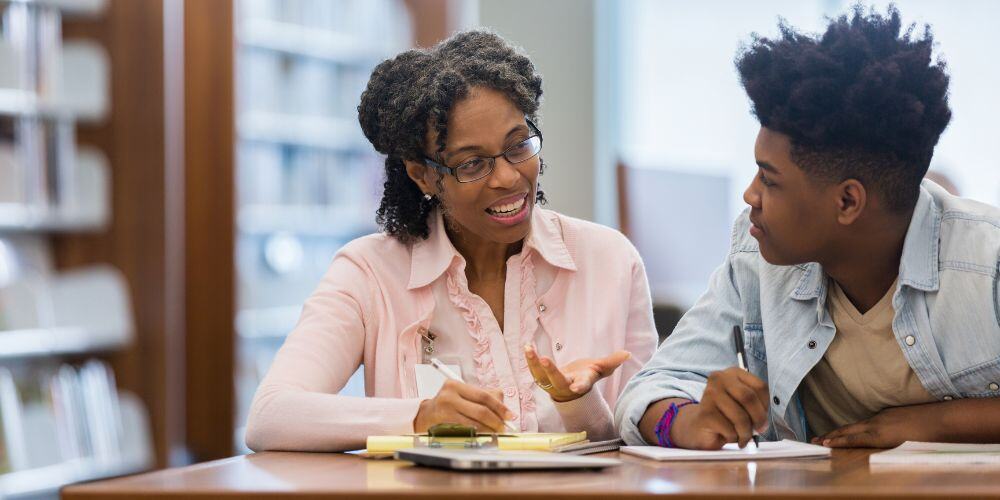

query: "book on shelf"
(19, 367), (62, 468)
(0, 408), (7, 474)
(79, 360), (122, 458)
(0, 278), (47, 332)
(0, 367), (28, 471)
(0, 128), (24, 206)
(52, 364), (89, 460)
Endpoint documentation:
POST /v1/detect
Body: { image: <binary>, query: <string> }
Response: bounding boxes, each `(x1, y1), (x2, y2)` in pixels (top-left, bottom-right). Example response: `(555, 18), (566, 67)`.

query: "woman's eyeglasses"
(423, 119), (542, 183)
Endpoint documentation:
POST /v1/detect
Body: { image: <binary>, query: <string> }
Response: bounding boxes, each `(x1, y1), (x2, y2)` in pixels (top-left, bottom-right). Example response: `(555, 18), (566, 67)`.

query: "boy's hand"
(813, 404), (938, 448)
(669, 367), (770, 449)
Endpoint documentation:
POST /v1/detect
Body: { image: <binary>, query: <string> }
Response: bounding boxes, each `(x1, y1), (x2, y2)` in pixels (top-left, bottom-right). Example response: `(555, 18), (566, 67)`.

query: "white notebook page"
(621, 439), (831, 461)
(870, 441), (1000, 465)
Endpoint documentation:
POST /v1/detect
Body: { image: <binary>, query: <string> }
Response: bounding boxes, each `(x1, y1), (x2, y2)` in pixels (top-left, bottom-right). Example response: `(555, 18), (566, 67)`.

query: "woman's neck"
(445, 221), (523, 282)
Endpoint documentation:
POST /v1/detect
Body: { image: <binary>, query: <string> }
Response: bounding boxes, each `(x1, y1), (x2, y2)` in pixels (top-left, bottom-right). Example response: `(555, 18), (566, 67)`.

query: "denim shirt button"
(807, 340), (817, 349)
(904, 335), (916, 346)
(772, 396), (780, 406)
(943, 395), (954, 401)
(989, 383), (999, 391)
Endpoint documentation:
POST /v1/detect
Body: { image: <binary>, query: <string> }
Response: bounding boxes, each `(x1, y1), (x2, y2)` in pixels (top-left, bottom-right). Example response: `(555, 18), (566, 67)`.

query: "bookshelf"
(232, 0), (412, 451)
(0, 0), (153, 496)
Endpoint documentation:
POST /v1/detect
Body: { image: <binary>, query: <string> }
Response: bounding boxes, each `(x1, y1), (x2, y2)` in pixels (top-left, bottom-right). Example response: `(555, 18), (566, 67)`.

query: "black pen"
(732, 325), (760, 449)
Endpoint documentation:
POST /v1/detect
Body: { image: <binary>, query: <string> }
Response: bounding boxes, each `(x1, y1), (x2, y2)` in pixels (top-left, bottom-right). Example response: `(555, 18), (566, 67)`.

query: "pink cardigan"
(245, 207), (657, 452)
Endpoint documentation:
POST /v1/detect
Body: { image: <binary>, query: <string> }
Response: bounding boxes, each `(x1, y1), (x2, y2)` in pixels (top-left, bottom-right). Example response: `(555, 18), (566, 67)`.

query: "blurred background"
(0, 0), (996, 497)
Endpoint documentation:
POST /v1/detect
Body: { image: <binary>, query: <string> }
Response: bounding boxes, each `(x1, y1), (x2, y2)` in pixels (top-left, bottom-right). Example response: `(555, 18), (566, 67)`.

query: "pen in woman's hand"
(430, 358), (519, 433)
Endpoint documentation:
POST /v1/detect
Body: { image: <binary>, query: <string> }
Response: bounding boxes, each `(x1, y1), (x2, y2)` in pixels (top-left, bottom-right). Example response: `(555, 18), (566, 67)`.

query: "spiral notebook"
(552, 438), (624, 455)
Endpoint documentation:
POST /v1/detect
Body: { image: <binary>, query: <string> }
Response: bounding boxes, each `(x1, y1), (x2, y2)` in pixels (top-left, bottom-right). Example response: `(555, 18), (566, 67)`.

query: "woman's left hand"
(523, 344), (631, 402)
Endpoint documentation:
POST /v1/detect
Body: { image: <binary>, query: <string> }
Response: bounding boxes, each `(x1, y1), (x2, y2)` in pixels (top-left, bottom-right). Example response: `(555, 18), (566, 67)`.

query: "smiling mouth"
(485, 194), (527, 218)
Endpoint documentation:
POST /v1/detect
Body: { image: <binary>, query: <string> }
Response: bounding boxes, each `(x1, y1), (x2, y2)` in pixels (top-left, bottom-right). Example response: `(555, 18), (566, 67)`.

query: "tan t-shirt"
(801, 278), (935, 437)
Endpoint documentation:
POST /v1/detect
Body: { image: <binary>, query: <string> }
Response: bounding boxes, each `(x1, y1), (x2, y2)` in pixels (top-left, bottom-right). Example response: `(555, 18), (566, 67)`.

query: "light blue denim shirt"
(615, 180), (1000, 444)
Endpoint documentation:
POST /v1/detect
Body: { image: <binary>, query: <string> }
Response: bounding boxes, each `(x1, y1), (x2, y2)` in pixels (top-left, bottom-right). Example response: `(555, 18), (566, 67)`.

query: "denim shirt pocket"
(742, 323), (767, 362)
(950, 357), (1000, 398)
(742, 323), (779, 438)
(741, 323), (770, 383)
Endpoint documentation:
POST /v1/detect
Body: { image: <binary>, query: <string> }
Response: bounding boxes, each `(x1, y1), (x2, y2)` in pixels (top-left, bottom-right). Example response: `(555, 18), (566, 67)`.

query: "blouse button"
(504, 387), (516, 397)
(555, 341), (563, 351)
(989, 383), (999, 391)
(943, 395), (954, 401)
(538, 304), (547, 313)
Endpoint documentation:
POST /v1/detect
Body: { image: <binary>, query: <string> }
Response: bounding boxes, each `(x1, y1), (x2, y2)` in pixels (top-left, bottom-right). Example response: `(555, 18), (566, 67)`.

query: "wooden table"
(62, 449), (1000, 499)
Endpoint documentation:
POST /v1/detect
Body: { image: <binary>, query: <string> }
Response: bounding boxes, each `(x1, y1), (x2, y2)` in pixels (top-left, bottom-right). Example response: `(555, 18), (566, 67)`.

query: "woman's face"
(406, 87), (540, 245)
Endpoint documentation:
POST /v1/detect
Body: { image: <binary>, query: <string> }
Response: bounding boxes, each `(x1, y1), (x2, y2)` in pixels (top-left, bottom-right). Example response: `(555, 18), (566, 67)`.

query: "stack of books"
(365, 431), (624, 459)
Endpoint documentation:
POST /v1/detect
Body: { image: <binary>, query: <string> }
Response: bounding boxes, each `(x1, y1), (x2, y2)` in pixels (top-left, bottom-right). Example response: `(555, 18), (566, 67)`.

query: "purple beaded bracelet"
(653, 400), (697, 448)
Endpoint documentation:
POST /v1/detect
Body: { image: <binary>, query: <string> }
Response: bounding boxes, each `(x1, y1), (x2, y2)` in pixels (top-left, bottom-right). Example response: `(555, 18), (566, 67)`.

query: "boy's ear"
(835, 179), (867, 225)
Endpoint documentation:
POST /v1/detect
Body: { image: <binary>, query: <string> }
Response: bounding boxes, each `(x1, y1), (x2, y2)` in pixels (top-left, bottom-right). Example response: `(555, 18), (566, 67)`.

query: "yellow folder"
(366, 431), (587, 456)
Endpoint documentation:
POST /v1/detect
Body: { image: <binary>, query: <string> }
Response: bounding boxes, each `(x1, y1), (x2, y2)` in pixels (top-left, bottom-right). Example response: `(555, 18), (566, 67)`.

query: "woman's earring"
(423, 193), (433, 201)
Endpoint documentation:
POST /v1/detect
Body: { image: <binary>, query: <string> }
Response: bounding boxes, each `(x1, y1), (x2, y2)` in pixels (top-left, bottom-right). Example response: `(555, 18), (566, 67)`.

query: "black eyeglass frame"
(422, 119), (543, 183)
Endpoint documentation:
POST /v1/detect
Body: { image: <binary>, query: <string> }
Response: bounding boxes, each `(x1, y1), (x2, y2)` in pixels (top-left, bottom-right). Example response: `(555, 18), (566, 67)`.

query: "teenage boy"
(615, 5), (1000, 449)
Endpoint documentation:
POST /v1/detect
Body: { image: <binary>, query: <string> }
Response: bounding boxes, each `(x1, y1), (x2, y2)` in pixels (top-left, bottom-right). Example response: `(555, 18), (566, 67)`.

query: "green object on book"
(427, 423), (477, 438)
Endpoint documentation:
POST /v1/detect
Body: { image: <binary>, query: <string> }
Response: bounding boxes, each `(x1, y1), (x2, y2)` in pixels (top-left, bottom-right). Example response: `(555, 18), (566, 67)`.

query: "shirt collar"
(896, 181), (941, 292)
(790, 262), (825, 301)
(407, 207), (576, 290)
(790, 182), (941, 300)
(524, 207), (577, 272)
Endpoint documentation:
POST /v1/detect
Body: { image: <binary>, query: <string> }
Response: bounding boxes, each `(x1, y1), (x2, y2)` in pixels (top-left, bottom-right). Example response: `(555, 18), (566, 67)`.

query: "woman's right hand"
(413, 379), (513, 433)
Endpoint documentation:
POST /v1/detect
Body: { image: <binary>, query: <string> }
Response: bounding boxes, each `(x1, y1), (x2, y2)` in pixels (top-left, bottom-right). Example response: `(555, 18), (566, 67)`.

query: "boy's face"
(743, 127), (840, 266)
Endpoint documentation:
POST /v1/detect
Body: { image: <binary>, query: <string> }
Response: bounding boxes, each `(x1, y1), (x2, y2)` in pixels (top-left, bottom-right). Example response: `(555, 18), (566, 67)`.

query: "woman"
(245, 30), (657, 452)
